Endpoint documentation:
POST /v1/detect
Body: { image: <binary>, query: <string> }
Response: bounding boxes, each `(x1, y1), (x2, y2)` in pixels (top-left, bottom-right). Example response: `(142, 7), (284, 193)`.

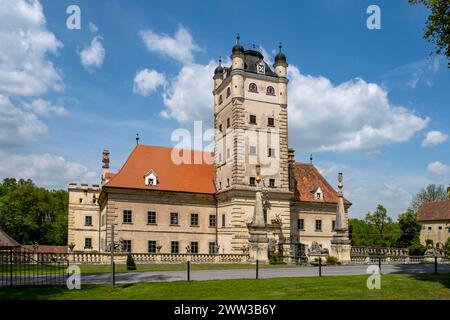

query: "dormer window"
(145, 170), (158, 187)
(266, 86), (275, 96)
(249, 83), (258, 93)
(314, 186), (323, 200)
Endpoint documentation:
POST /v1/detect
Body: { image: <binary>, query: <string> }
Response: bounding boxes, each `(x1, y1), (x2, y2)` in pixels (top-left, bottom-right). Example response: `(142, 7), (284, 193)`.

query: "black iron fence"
(0, 246), (69, 287)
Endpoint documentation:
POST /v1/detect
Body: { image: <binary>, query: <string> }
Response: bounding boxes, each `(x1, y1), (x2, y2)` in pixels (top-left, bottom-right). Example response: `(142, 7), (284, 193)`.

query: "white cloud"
(421, 130), (448, 147)
(0, 0), (63, 96)
(161, 61), (215, 124)
(79, 36), (105, 71)
(0, 94), (47, 147)
(288, 66), (429, 153)
(139, 26), (201, 63)
(88, 22), (98, 33)
(133, 69), (166, 96)
(426, 161), (450, 179)
(25, 99), (67, 117)
(0, 151), (98, 189)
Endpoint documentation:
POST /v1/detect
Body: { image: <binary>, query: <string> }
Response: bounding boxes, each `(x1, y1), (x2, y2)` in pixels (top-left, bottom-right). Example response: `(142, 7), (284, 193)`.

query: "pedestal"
(330, 242), (351, 263)
(248, 227), (269, 263)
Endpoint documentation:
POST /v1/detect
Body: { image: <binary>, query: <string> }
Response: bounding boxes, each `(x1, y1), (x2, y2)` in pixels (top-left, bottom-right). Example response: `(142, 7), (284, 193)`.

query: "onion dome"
(232, 33), (244, 55)
(214, 57), (224, 75)
(274, 43), (287, 64)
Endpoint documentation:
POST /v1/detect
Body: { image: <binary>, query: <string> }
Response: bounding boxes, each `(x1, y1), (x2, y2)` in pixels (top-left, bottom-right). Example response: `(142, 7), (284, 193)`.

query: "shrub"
(409, 238), (427, 256)
(425, 239), (434, 247)
(126, 253), (136, 270)
(326, 256), (338, 265)
(269, 252), (285, 264)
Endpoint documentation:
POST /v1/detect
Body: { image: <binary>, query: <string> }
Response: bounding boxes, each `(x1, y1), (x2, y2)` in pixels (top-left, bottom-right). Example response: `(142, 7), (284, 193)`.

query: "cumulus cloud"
(0, 151), (98, 189)
(288, 66), (429, 153)
(421, 130), (448, 147)
(133, 69), (166, 96)
(161, 61), (215, 125)
(25, 99), (67, 117)
(0, 0), (63, 96)
(139, 26), (201, 63)
(426, 161), (450, 179)
(79, 36), (105, 71)
(0, 94), (47, 147)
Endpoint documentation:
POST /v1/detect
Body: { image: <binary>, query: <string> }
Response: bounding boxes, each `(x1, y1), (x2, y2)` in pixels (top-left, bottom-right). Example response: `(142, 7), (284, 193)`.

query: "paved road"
(80, 264), (450, 284)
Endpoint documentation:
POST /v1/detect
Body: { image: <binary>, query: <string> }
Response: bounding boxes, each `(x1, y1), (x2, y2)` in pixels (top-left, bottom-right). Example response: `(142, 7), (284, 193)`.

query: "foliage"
(326, 256), (340, 265)
(126, 254), (136, 270)
(410, 184), (448, 212)
(0, 178), (68, 245)
(409, 238), (427, 255)
(397, 208), (422, 248)
(425, 239), (434, 246)
(408, 0), (450, 66)
(269, 252), (285, 265)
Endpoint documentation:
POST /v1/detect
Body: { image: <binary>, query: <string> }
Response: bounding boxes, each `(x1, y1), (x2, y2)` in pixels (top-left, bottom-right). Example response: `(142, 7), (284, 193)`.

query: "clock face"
(257, 63), (265, 74)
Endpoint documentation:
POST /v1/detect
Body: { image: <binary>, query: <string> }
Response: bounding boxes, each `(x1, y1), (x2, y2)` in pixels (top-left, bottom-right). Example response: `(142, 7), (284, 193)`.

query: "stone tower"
(213, 35), (292, 255)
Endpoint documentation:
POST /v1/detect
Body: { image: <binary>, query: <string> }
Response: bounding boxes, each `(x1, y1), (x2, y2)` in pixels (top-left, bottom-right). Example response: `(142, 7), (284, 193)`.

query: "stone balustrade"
(351, 246), (409, 256)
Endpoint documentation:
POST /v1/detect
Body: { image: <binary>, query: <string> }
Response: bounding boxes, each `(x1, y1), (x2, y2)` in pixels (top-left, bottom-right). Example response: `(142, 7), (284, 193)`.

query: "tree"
(397, 208), (422, 247)
(408, 0), (450, 67)
(410, 184), (447, 212)
(365, 205), (393, 243)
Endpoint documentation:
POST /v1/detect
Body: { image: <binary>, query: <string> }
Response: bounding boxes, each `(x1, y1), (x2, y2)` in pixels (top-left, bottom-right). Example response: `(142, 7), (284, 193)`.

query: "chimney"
(102, 150), (110, 184)
(288, 148), (295, 191)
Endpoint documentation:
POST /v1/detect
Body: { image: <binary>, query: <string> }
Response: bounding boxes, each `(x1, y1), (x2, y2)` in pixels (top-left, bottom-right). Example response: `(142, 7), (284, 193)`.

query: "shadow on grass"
(406, 273), (450, 290)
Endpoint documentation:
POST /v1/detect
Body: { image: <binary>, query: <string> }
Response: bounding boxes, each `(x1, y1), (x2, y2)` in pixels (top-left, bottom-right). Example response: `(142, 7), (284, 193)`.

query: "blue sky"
(0, 0), (449, 219)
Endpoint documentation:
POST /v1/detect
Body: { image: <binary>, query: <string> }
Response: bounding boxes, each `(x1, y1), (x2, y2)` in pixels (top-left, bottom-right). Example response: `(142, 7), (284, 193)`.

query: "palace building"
(68, 37), (351, 258)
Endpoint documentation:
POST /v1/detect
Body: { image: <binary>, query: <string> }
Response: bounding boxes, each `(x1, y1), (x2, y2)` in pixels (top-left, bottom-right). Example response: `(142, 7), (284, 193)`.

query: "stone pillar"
(330, 173), (351, 263)
(248, 165), (269, 263)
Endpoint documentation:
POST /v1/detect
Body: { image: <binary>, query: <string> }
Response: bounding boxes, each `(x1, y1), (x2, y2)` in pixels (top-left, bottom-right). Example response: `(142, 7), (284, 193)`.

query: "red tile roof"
(104, 145), (216, 194)
(417, 200), (450, 222)
(21, 245), (68, 253)
(0, 229), (20, 247)
(105, 172), (116, 179)
(294, 162), (351, 205)
(103, 145), (350, 206)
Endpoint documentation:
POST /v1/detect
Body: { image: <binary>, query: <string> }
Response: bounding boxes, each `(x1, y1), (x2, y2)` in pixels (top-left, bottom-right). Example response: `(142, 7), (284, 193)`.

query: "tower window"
(219, 95), (223, 104)
(219, 181), (222, 190)
(249, 146), (256, 155)
(219, 124), (222, 132)
(266, 86), (275, 96)
(249, 115), (257, 124)
(227, 118), (230, 128)
(268, 117), (274, 127)
(227, 178), (230, 187)
(269, 179), (276, 187)
(226, 148), (230, 159)
(268, 148), (275, 158)
(249, 177), (256, 186)
(226, 87), (231, 97)
(218, 153), (222, 163)
(222, 214), (226, 227)
(249, 83), (258, 93)
(332, 220), (336, 231)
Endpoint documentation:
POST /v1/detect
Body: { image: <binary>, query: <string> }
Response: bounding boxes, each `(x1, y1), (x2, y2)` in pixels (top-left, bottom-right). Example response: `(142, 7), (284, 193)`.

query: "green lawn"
(0, 274), (449, 300)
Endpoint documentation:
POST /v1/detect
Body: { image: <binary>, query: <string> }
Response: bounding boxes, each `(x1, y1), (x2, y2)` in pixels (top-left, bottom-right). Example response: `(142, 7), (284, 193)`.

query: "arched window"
(226, 87), (231, 97)
(266, 86), (275, 96)
(219, 95), (223, 104)
(249, 83), (258, 93)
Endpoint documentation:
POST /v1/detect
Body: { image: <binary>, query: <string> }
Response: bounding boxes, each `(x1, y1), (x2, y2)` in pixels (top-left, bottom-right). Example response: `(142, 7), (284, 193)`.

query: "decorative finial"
(338, 172), (343, 191)
(310, 154), (313, 164)
(236, 33), (240, 44)
(136, 133), (139, 145)
(279, 42), (282, 52)
(218, 56), (222, 66)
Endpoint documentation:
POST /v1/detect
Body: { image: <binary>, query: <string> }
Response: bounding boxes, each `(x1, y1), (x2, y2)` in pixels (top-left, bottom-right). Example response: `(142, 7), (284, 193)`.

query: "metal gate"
(0, 246), (69, 287)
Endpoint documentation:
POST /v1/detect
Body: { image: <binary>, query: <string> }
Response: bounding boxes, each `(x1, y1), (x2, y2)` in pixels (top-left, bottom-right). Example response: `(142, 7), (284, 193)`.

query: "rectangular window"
(227, 118), (230, 128)
(222, 214), (226, 227)
(123, 210), (132, 223)
(249, 115), (257, 124)
(190, 242), (199, 254)
(332, 220), (336, 231)
(209, 242), (217, 254)
(315, 220), (322, 231)
(268, 117), (274, 127)
(268, 148), (275, 158)
(249, 177), (256, 186)
(148, 240), (156, 253)
(147, 211), (156, 224)
(298, 219), (304, 230)
(170, 212), (179, 225)
(226, 148), (230, 159)
(84, 237), (92, 249)
(218, 153), (222, 163)
(190, 213), (199, 226)
(85, 216), (92, 226)
(209, 214), (216, 227)
(269, 179), (275, 187)
(249, 146), (256, 155)
(122, 240), (132, 252)
(171, 241), (179, 254)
